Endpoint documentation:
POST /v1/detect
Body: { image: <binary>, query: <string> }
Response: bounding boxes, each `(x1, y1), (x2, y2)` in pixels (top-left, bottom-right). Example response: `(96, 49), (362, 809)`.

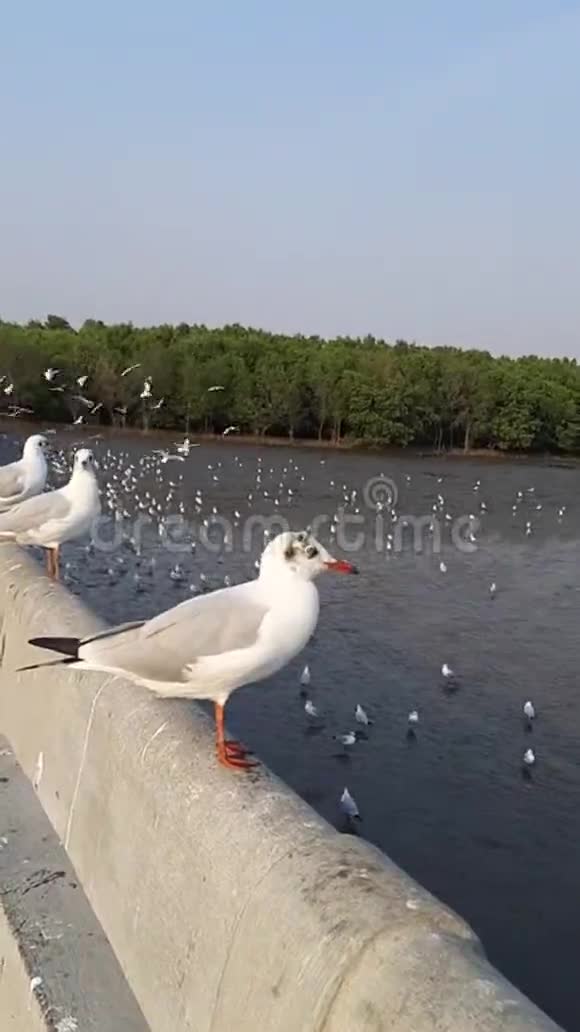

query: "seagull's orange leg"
(46, 546), (60, 581)
(214, 702), (257, 771)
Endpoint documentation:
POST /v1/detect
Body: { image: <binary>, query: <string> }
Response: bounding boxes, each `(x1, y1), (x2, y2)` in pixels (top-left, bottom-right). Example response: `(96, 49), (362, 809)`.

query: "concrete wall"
(0, 543), (563, 1032)
(0, 737), (148, 1031)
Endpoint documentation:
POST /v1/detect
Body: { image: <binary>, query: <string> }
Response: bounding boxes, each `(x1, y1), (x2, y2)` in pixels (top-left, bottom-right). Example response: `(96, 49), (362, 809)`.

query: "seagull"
(408, 710), (419, 725)
(207, 385), (225, 392)
(120, 364), (141, 377)
(43, 368), (60, 382)
(0, 449), (100, 579)
(22, 530), (357, 769)
(334, 731), (357, 747)
(153, 450), (184, 464)
(176, 438), (196, 455)
(7, 406), (34, 418)
(439, 561), (447, 573)
(489, 581), (497, 596)
(304, 699), (319, 718)
(523, 748), (535, 767)
(77, 375), (89, 388)
(72, 395), (94, 408)
(354, 704), (371, 726)
(223, 426), (240, 436)
(300, 664), (311, 686)
(0, 435), (49, 513)
(340, 787), (361, 821)
(4, 382), (14, 396)
(441, 662), (454, 678)
(523, 700), (536, 723)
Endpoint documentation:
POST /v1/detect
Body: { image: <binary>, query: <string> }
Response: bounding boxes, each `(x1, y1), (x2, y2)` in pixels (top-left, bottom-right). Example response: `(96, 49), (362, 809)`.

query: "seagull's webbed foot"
(214, 701), (258, 772)
(218, 740), (258, 771)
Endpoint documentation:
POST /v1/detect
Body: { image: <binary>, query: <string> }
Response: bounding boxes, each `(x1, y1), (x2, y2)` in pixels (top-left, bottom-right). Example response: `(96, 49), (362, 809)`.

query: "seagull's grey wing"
(80, 587), (269, 683)
(0, 462), (24, 501)
(0, 490), (71, 535)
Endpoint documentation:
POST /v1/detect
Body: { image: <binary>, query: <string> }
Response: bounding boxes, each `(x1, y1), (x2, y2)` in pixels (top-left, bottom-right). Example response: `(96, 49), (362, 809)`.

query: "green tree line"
(1, 316), (579, 452)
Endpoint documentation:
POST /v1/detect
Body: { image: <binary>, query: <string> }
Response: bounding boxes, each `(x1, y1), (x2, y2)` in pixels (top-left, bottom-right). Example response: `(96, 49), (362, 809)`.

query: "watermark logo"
(363, 475), (398, 510)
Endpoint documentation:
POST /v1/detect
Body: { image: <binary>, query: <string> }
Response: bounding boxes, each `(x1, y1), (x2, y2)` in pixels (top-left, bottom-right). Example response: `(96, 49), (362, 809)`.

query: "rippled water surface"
(2, 427), (579, 1030)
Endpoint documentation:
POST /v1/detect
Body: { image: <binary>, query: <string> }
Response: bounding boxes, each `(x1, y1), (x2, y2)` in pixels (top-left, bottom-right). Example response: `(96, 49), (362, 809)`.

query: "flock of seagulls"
(0, 365), (231, 429)
(0, 428), (564, 803)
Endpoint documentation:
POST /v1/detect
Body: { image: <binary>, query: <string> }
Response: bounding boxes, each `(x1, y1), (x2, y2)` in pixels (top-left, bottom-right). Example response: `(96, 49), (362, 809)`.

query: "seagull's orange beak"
(324, 559), (359, 574)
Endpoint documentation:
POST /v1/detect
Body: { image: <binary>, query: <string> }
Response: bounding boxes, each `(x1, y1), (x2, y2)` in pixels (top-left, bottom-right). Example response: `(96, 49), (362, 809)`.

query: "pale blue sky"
(1, 1), (579, 356)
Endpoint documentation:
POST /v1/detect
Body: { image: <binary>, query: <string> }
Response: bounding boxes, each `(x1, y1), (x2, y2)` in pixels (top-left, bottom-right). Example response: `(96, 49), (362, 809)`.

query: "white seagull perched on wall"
(0, 435), (49, 512)
(23, 530), (358, 770)
(0, 448), (100, 579)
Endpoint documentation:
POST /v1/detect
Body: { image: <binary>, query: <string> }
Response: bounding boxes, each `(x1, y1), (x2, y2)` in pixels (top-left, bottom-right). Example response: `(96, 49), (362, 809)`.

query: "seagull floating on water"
(523, 700), (536, 726)
(354, 704), (371, 726)
(441, 662), (454, 678)
(23, 530), (357, 770)
(340, 787), (361, 821)
(334, 731), (357, 747)
(523, 748), (536, 767)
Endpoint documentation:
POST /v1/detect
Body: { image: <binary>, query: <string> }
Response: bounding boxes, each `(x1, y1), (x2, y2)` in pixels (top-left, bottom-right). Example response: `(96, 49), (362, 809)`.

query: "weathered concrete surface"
(0, 737), (148, 1030)
(0, 543), (563, 1032)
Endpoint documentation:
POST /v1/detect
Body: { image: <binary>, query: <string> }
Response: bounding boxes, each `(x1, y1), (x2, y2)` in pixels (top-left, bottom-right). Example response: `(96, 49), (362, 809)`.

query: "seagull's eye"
(306, 545), (318, 559)
(296, 532), (306, 543)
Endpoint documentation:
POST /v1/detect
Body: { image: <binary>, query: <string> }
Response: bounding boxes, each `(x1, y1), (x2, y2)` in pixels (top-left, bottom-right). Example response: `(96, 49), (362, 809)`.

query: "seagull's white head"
(73, 448), (96, 472)
(260, 530), (358, 582)
(24, 434), (49, 458)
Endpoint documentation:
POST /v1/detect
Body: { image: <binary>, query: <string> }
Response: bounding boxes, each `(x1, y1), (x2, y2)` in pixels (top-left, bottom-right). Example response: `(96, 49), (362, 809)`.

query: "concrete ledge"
(0, 736), (147, 1030)
(0, 543), (563, 1031)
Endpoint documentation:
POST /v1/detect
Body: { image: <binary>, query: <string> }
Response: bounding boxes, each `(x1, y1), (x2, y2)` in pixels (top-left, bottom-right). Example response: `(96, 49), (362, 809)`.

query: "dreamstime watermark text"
(90, 474), (481, 558)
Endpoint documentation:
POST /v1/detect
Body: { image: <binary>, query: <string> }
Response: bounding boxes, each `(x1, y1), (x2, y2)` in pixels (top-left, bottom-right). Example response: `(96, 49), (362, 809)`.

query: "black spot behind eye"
(306, 545), (318, 559)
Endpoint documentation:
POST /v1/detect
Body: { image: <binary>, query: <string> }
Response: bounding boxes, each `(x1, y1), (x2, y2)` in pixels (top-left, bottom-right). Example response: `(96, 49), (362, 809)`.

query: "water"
(2, 427), (579, 1030)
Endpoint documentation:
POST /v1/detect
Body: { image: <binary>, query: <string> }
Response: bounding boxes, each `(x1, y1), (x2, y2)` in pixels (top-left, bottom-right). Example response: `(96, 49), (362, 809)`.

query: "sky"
(1, 1), (580, 357)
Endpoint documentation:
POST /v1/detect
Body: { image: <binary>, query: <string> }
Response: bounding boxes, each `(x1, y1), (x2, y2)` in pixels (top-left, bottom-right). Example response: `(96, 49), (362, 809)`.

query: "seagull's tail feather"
(18, 636), (82, 672)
